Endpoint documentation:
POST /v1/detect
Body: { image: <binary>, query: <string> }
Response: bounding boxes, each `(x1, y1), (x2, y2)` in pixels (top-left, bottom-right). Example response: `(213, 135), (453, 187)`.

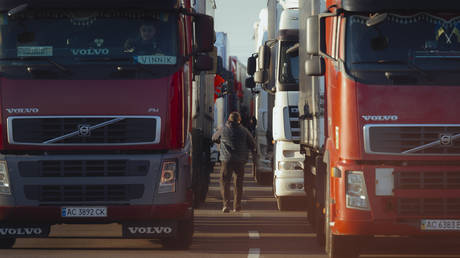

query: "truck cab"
(253, 2), (305, 210)
(0, 0), (214, 249)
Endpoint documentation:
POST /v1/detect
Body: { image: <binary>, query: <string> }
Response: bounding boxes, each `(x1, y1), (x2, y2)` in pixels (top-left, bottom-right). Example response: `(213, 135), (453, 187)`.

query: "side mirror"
(258, 45), (270, 70)
(195, 54), (213, 72)
(245, 77), (255, 89)
(306, 15), (319, 55)
(254, 70), (269, 84)
(247, 56), (256, 76)
(305, 56), (325, 76)
(195, 14), (215, 53)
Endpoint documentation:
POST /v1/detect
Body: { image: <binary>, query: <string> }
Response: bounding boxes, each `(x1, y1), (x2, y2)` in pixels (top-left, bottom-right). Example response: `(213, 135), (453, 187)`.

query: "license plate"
(61, 207), (107, 217)
(421, 219), (460, 231)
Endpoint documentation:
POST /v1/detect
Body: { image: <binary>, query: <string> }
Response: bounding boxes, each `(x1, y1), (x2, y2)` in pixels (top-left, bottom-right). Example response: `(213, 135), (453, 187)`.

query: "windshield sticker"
(71, 48), (109, 56)
(17, 46), (53, 57)
(134, 55), (176, 65)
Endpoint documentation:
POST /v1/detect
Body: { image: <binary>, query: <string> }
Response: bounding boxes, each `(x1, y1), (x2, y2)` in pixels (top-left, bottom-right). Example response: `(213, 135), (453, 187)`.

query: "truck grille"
(24, 184), (144, 202)
(398, 198), (460, 216)
(8, 116), (160, 146)
(289, 106), (300, 138)
(19, 160), (149, 177)
(364, 125), (460, 155)
(395, 171), (460, 189)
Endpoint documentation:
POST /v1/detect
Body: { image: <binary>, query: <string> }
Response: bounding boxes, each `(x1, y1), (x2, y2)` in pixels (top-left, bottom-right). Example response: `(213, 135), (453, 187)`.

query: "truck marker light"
(335, 126), (339, 149)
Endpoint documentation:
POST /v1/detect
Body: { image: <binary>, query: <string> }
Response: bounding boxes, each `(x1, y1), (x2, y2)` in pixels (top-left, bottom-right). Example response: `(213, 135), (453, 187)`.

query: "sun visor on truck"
(0, 0), (180, 10)
(338, 0), (460, 12)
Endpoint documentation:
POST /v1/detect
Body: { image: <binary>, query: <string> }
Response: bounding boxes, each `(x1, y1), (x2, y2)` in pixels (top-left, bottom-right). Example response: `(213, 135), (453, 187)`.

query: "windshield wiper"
(0, 56), (70, 73)
(352, 59), (430, 80)
(76, 57), (157, 75)
(75, 57), (131, 63)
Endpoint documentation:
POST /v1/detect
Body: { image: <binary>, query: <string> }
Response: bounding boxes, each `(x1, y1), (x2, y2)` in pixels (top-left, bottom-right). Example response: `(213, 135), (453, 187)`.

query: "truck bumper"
(0, 152), (193, 239)
(0, 203), (191, 223)
(274, 170), (305, 197)
(0, 203), (193, 239)
(332, 161), (460, 237)
(333, 219), (460, 237)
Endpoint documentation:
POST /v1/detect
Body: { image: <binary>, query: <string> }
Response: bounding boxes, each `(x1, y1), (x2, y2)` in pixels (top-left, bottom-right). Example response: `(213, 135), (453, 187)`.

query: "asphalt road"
(1, 164), (460, 258)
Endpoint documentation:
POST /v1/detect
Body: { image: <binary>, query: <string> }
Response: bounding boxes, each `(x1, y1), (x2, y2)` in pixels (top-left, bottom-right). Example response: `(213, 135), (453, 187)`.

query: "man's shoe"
(222, 207), (230, 213)
(233, 207), (241, 212)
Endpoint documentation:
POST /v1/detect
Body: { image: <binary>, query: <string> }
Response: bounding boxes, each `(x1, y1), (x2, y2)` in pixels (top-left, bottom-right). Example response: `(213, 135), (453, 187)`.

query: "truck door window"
(279, 41), (299, 84)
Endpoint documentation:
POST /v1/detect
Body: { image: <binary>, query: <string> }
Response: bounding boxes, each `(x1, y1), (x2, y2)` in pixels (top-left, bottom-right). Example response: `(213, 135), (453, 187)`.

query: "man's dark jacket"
(212, 121), (256, 163)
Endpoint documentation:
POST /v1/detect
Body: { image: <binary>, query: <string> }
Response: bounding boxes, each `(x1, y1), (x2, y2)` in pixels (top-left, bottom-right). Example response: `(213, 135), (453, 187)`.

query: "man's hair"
(228, 112), (241, 122)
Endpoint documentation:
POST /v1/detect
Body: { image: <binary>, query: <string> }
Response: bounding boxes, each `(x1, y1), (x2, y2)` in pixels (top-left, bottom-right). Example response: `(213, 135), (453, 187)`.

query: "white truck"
(251, 0), (306, 210)
(247, 6), (274, 185)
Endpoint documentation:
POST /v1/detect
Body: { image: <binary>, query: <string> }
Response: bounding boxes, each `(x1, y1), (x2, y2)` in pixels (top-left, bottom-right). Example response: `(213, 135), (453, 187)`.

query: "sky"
(214, 0), (267, 63)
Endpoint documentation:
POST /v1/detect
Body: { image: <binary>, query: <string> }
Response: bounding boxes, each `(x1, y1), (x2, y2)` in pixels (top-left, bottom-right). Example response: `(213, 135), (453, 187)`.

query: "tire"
(324, 158), (360, 258)
(0, 238), (15, 249)
(161, 217), (194, 250)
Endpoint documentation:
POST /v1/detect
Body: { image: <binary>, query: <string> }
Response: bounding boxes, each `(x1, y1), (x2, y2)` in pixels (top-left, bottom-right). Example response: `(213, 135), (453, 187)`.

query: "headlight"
(278, 161), (303, 170)
(346, 171), (370, 210)
(0, 161), (11, 195)
(158, 160), (177, 194)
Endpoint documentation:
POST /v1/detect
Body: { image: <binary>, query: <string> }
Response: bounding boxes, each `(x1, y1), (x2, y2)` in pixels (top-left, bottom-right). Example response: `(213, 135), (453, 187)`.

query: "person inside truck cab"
(124, 22), (163, 54)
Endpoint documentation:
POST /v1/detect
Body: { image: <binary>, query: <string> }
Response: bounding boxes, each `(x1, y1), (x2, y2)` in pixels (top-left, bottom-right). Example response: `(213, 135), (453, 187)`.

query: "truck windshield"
(0, 9), (178, 79)
(346, 13), (460, 85)
(279, 41), (299, 85)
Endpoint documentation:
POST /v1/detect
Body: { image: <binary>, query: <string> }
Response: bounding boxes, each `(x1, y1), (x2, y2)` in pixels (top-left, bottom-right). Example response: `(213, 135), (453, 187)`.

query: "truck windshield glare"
(0, 9), (178, 79)
(346, 13), (460, 85)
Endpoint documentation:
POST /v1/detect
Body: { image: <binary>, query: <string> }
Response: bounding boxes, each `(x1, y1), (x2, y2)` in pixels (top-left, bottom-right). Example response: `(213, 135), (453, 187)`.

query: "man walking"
(212, 112), (256, 213)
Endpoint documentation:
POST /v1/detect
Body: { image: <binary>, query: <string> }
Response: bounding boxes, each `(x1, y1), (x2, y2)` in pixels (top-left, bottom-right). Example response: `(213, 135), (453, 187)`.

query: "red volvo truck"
(0, 0), (214, 249)
(300, 0), (460, 257)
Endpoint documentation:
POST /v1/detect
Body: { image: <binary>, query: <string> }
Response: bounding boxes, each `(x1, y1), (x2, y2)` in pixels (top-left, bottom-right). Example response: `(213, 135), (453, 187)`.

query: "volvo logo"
(440, 134), (453, 146)
(78, 124), (91, 137)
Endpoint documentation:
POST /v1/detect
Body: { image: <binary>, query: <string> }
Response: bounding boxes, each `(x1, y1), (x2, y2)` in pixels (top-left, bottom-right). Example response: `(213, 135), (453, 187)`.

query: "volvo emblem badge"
(440, 134), (453, 146)
(78, 124), (91, 137)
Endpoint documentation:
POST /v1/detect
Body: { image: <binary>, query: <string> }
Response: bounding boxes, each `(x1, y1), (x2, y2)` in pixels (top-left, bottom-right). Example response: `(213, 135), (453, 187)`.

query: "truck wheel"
(161, 217), (194, 250)
(0, 238), (15, 249)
